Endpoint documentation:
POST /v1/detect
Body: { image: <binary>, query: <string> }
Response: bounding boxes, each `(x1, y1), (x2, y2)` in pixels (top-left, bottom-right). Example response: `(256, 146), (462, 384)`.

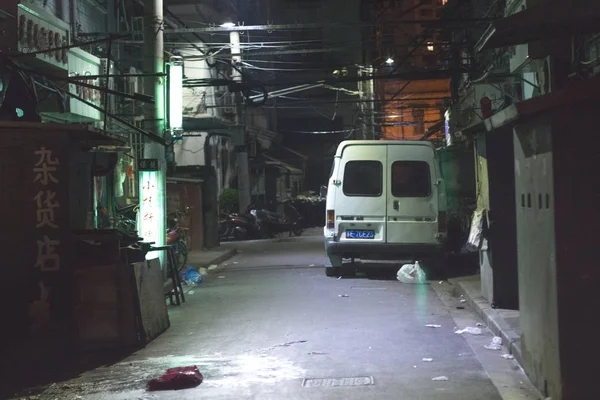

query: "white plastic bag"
(455, 327), (483, 335)
(397, 261), (427, 284)
(484, 336), (503, 350)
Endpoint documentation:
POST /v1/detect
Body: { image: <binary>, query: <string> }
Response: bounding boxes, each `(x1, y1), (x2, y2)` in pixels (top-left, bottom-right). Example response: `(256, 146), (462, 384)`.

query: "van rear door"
(386, 144), (439, 245)
(335, 144), (387, 245)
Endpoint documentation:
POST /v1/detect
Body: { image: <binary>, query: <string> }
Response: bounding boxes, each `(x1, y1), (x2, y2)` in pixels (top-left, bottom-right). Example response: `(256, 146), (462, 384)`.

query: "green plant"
(219, 188), (239, 214)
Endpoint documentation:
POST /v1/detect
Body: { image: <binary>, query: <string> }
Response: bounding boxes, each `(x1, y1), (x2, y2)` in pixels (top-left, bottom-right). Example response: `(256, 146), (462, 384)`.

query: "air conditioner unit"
(126, 66), (138, 94)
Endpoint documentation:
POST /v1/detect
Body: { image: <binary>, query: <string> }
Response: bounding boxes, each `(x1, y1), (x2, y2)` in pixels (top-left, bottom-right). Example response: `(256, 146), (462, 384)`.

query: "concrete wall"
(173, 133), (207, 167)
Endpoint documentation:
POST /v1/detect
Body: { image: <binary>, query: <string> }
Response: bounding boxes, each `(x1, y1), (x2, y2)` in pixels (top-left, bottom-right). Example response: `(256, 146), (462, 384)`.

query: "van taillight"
(327, 210), (335, 229)
(438, 211), (447, 232)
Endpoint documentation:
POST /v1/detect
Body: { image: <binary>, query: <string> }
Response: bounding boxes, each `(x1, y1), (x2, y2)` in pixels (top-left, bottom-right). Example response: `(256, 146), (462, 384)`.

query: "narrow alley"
(26, 233), (539, 400)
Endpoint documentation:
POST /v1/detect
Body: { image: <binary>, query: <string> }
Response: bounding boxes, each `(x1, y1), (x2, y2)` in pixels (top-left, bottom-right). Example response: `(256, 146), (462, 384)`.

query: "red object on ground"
(146, 366), (204, 391)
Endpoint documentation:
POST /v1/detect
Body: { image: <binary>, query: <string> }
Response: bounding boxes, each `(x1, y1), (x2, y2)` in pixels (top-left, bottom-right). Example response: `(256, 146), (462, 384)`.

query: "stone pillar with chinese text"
(28, 143), (70, 334)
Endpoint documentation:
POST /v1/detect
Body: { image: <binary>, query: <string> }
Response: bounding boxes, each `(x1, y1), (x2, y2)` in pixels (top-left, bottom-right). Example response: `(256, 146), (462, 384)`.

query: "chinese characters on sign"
(138, 158), (159, 171)
(138, 168), (163, 260)
(142, 178), (156, 240)
(33, 147), (61, 272)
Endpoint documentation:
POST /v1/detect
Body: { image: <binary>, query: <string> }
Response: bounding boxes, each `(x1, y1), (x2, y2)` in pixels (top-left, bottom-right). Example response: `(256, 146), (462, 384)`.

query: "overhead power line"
(164, 19), (495, 34)
(184, 68), (462, 89)
(183, 47), (346, 60)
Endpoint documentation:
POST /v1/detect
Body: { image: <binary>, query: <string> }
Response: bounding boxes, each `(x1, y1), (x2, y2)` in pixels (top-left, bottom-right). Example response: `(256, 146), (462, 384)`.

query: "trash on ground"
(208, 264), (218, 270)
(233, 261), (239, 264)
(422, 358), (433, 362)
(396, 261), (427, 284)
(198, 267), (208, 275)
(455, 327), (483, 335)
(188, 290), (195, 295)
(502, 354), (515, 359)
(339, 294), (349, 297)
(432, 376), (449, 381)
(460, 299), (467, 303)
(425, 324), (442, 328)
(146, 366), (203, 391)
(476, 322), (485, 327)
(309, 264), (316, 267)
(337, 276), (342, 280)
(218, 276), (226, 279)
(456, 306), (465, 309)
(183, 266), (203, 285)
(438, 281), (444, 284)
(484, 336), (503, 350)
(308, 351), (328, 355)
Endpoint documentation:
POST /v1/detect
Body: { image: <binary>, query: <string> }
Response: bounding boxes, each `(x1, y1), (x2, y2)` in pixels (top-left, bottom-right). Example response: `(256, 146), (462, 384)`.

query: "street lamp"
(220, 22), (236, 28)
(386, 57), (394, 65)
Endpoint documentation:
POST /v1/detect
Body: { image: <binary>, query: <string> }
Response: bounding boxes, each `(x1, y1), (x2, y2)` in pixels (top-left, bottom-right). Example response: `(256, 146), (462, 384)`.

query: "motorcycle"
(218, 202), (304, 241)
(218, 209), (267, 241)
(251, 203), (304, 238)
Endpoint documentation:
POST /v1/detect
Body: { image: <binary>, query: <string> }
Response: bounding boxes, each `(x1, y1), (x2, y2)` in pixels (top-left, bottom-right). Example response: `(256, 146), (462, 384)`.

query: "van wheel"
(325, 267), (342, 277)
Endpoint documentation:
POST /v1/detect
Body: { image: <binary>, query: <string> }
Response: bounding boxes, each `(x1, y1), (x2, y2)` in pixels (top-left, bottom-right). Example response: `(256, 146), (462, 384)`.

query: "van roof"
(335, 140), (435, 156)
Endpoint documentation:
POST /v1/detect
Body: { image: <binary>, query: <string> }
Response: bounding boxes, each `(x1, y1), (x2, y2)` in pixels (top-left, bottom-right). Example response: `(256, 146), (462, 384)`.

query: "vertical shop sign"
(33, 147), (61, 272)
(29, 144), (64, 332)
(138, 158), (162, 260)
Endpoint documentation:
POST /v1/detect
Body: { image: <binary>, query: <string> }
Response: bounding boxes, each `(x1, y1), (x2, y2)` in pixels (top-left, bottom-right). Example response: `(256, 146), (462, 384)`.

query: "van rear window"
(391, 161), (431, 197)
(343, 161), (382, 197)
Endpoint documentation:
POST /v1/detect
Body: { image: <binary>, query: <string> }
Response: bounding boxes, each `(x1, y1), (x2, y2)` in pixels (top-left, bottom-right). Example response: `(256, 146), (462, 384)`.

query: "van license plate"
(346, 230), (375, 239)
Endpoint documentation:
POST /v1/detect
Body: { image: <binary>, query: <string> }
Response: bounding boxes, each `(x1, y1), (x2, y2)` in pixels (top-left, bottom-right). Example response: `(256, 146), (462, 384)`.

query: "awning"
(0, 121), (127, 147)
(254, 154), (303, 175)
(421, 120), (444, 141)
(279, 145), (308, 160)
(484, 74), (600, 131)
(476, 0), (600, 52)
(167, 176), (203, 184)
(183, 115), (234, 132)
(455, 120), (486, 140)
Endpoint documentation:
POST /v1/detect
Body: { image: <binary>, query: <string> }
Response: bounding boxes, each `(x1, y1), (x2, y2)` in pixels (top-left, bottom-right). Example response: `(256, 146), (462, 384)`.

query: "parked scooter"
(253, 202), (304, 238)
(218, 208), (267, 241)
(218, 202), (304, 241)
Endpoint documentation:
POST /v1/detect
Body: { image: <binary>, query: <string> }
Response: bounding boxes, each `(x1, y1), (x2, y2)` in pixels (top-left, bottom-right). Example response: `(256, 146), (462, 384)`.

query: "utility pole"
(143, 0), (166, 264)
(366, 66), (376, 140)
(230, 30), (251, 213)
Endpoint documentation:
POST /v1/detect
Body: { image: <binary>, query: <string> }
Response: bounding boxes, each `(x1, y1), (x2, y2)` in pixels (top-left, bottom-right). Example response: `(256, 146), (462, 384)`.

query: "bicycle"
(167, 209), (190, 272)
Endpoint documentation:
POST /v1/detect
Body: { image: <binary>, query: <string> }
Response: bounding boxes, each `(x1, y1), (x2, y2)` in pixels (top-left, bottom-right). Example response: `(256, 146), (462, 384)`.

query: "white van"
(323, 140), (447, 276)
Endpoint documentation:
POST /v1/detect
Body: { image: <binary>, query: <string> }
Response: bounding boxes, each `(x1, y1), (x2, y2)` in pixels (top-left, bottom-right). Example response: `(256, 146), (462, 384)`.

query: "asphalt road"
(33, 234), (540, 400)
